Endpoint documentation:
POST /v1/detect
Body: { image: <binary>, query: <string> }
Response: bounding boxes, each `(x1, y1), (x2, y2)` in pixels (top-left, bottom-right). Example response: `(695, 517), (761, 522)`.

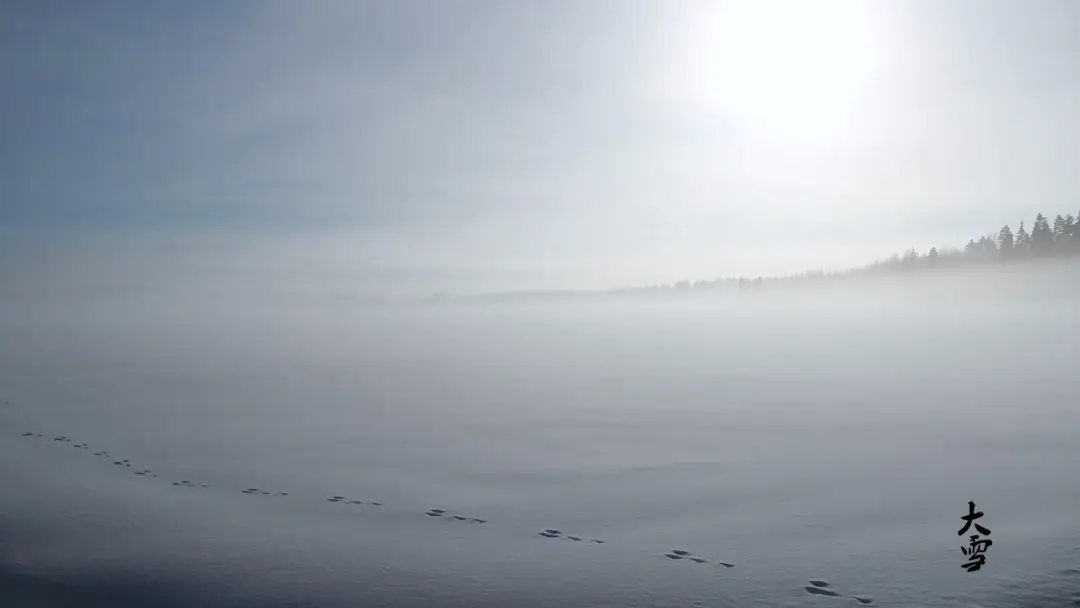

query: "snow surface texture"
(3, 265), (1080, 607)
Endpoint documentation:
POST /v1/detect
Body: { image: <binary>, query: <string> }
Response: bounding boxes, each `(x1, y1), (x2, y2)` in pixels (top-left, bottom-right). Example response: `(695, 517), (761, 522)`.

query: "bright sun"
(669, 0), (880, 139)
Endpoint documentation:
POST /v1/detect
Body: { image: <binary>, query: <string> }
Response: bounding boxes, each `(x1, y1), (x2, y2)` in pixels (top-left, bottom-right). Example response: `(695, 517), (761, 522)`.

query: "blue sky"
(3, 0), (1080, 297)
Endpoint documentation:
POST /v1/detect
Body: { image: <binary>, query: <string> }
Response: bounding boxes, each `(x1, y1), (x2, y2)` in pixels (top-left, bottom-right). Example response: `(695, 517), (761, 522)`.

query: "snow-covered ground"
(3, 265), (1080, 607)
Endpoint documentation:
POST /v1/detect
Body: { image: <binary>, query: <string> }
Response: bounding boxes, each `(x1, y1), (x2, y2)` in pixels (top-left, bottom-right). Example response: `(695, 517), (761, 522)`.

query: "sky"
(3, 0), (1080, 298)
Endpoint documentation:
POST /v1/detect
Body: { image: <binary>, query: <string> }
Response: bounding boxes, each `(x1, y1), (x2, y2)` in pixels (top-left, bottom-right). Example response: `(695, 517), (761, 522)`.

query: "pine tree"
(1014, 221), (1031, 258)
(1032, 213), (1053, 257)
(1075, 210), (1080, 254)
(1064, 214), (1078, 255)
(1053, 214), (1069, 254)
(997, 226), (1014, 260)
(965, 239), (980, 258)
(902, 248), (920, 270)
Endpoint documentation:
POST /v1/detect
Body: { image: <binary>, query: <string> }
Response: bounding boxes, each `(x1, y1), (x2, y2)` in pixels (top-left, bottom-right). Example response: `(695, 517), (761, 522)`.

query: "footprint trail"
(14, 425), (760, 595)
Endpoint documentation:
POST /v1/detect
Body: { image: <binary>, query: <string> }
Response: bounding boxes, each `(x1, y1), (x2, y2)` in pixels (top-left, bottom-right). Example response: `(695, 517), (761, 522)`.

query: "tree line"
(610, 210), (1080, 296)
(865, 210), (1080, 274)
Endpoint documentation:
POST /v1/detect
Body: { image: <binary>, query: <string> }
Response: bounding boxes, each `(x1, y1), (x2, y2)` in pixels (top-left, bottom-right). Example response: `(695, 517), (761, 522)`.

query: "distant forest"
(613, 210), (1080, 296)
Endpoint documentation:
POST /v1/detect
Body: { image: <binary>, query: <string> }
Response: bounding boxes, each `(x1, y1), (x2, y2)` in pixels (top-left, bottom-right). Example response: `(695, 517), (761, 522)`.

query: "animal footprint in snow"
(663, 549), (731, 567)
(426, 508), (485, 523)
(802, 580), (872, 604)
(538, 529), (602, 542)
(803, 582), (841, 598)
(242, 488), (286, 495)
(328, 495), (379, 505)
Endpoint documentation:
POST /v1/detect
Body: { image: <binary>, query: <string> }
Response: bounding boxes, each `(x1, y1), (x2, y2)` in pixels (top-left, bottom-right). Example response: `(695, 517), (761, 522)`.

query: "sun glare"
(670, 0), (880, 140)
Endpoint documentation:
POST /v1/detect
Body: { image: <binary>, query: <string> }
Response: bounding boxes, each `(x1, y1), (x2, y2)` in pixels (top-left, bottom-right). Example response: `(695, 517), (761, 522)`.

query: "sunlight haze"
(3, 0), (1080, 297)
(3, 4), (1080, 607)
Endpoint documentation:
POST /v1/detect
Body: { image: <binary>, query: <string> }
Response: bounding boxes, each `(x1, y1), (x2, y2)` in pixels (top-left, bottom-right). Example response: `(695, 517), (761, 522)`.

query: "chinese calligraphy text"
(959, 501), (992, 572)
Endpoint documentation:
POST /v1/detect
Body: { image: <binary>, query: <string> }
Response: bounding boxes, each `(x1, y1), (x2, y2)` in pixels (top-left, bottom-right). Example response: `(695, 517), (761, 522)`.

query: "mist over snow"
(4, 262), (1080, 607)
(4, 0), (1080, 606)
